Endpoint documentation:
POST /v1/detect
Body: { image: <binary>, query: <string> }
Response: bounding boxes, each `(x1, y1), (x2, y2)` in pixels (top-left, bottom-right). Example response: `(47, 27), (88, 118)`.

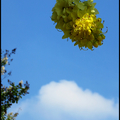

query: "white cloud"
(8, 80), (119, 120)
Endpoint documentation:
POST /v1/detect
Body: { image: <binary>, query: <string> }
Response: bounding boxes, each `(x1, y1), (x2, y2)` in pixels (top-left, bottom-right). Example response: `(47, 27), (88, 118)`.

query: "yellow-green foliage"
(51, 0), (107, 50)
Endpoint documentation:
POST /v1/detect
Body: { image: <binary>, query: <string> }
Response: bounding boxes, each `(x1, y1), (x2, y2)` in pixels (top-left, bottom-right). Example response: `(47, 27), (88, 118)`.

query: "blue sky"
(1, 0), (119, 120)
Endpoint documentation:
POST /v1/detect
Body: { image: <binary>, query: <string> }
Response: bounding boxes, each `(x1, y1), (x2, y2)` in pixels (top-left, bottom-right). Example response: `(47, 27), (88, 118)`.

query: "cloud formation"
(8, 80), (119, 120)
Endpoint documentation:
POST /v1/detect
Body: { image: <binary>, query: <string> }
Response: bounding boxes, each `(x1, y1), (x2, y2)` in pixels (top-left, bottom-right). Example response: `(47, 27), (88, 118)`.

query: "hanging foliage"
(51, 0), (108, 50)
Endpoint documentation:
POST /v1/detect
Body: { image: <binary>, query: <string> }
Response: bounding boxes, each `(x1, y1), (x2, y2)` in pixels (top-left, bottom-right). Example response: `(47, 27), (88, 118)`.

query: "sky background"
(1, 0), (119, 120)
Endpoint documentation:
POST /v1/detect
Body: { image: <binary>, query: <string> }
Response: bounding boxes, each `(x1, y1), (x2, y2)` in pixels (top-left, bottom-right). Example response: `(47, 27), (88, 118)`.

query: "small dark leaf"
(8, 71), (11, 76)
(8, 54), (11, 57)
(12, 48), (17, 54)
(6, 50), (9, 53)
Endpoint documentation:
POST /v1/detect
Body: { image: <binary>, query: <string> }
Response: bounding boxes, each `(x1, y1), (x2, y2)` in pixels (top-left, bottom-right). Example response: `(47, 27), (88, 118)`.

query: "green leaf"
(92, 3), (96, 7)
(74, 41), (79, 46)
(73, 0), (79, 4)
(78, 3), (85, 10)
(63, 8), (66, 14)
(62, 31), (70, 39)
(94, 8), (99, 14)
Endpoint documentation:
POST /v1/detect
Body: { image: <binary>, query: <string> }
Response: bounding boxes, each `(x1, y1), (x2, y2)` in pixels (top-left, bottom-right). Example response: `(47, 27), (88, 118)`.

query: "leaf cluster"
(51, 0), (108, 50)
(1, 79), (30, 117)
(1, 49), (30, 120)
